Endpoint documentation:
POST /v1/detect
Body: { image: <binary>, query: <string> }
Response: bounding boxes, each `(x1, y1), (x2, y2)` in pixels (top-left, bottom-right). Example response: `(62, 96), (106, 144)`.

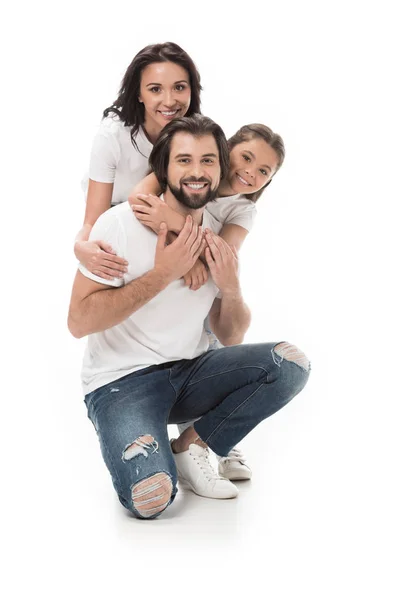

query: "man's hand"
(154, 216), (206, 284)
(204, 229), (240, 295)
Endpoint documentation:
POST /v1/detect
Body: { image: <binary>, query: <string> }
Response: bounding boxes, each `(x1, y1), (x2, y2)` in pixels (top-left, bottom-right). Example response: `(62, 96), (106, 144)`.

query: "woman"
(74, 42), (202, 274)
(130, 123), (285, 482)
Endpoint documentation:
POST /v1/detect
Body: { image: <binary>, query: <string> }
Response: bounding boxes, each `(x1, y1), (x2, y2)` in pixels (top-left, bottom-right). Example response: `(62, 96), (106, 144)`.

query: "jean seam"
(100, 434), (124, 493)
(168, 368), (178, 401)
(199, 382), (265, 443)
(186, 365), (268, 387)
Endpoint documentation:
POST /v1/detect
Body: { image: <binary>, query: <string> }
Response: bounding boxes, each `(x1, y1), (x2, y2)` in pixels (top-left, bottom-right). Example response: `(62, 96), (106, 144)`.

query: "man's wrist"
(219, 284), (242, 301)
(151, 265), (175, 288)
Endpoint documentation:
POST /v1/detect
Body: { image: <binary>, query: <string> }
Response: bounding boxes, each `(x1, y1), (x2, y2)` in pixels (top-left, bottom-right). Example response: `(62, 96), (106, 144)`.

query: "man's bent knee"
(131, 472), (173, 519)
(272, 342), (310, 372)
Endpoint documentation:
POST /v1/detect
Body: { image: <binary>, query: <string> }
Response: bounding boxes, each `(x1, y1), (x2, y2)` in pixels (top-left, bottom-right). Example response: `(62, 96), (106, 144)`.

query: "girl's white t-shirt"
(206, 193), (257, 233)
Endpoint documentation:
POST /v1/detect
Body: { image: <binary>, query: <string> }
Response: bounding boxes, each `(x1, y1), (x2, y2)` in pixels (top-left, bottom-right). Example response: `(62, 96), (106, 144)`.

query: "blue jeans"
(84, 342), (310, 519)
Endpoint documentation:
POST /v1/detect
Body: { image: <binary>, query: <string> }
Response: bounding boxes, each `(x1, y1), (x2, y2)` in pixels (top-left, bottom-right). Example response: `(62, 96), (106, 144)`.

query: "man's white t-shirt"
(81, 115), (153, 205)
(79, 202), (223, 395)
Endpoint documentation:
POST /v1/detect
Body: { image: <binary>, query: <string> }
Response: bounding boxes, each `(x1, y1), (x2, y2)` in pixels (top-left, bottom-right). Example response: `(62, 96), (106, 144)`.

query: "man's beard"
(167, 177), (219, 209)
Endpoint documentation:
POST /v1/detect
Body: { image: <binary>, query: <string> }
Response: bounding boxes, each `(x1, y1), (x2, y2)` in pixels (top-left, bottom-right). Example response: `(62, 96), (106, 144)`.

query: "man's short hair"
(149, 114), (230, 191)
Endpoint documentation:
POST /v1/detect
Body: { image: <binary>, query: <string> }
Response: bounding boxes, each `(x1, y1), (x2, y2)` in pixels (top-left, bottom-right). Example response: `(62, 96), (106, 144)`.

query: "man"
(68, 115), (310, 520)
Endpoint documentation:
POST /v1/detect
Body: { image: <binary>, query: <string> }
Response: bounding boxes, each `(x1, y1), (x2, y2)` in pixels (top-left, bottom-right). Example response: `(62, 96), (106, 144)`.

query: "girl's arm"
(74, 180), (128, 280)
(217, 223), (249, 252)
(130, 173), (186, 234)
(128, 172), (161, 204)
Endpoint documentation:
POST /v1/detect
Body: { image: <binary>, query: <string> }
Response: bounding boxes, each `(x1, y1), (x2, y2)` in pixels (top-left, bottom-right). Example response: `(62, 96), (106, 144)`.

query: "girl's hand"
(183, 258), (209, 291)
(74, 240), (128, 280)
(131, 194), (172, 233)
(204, 229), (240, 295)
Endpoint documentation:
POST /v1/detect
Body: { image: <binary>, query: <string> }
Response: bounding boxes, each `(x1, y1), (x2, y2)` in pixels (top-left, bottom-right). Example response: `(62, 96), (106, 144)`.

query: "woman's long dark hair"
(228, 124), (285, 202)
(103, 42), (202, 151)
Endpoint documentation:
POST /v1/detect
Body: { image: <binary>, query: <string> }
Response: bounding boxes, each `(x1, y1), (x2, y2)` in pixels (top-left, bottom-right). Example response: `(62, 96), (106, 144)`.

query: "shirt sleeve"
(78, 211), (126, 288)
(207, 197), (257, 232)
(222, 203), (257, 232)
(88, 118), (121, 184)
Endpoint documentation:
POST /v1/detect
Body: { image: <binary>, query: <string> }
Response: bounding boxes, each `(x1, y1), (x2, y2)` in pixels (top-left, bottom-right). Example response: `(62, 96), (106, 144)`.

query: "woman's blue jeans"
(84, 342), (310, 519)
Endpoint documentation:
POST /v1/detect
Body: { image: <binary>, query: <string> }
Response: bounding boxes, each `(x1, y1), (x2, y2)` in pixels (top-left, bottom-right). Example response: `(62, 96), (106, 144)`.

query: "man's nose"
(189, 162), (206, 179)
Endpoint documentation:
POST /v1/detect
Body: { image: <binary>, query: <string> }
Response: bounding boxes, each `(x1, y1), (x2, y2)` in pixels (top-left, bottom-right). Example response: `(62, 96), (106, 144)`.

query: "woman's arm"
(75, 180), (113, 243)
(74, 180), (128, 280)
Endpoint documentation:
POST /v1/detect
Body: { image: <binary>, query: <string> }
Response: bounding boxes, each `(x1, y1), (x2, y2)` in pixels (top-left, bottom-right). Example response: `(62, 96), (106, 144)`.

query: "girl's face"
(227, 137), (280, 195)
(139, 61), (191, 135)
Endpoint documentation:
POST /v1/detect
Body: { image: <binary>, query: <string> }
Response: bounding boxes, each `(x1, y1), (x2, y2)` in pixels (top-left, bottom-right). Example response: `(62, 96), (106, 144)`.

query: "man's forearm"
(215, 288), (251, 346)
(70, 269), (169, 338)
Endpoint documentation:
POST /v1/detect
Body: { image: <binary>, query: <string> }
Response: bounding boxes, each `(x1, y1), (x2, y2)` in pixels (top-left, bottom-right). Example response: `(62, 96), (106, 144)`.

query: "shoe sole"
(178, 474), (238, 499)
(218, 470), (252, 481)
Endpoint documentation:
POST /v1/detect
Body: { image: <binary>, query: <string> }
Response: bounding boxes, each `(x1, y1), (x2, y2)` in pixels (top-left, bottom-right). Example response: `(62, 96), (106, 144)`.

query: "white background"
(2, 1), (399, 598)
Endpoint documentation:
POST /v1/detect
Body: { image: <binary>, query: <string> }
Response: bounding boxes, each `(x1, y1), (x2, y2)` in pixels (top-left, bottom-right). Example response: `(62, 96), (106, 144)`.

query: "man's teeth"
(186, 183), (206, 189)
(237, 174), (250, 186)
(161, 110), (178, 116)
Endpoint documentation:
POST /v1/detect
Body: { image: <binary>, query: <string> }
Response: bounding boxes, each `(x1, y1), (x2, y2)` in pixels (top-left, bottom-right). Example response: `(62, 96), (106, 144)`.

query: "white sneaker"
(218, 447), (252, 481)
(172, 442), (238, 499)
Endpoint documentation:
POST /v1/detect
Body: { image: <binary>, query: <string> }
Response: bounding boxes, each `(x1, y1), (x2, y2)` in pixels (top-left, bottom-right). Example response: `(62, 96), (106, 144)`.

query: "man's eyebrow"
(146, 79), (189, 87)
(245, 149), (271, 171)
(174, 153), (218, 159)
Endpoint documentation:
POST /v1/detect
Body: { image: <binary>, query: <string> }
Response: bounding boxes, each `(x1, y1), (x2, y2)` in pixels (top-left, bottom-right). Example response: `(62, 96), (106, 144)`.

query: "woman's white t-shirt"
(82, 115), (153, 206)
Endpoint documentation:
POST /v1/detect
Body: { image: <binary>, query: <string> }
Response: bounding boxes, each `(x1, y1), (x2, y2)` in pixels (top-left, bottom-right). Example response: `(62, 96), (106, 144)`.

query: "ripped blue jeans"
(84, 342), (310, 519)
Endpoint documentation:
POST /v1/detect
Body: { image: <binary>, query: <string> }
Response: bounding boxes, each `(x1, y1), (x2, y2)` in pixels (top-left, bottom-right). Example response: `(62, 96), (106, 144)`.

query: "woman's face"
(226, 137), (280, 195)
(139, 61), (191, 135)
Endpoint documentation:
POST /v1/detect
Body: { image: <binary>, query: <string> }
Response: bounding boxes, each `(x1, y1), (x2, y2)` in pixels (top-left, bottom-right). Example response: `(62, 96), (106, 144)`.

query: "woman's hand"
(131, 194), (172, 233)
(183, 258), (209, 291)
(74, 240), (128, 280)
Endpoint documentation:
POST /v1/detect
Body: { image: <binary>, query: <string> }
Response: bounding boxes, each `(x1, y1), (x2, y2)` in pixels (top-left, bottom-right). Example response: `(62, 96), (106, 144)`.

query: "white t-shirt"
(82, 115), (258, 231)
(79, 202), (223, 395)
(81, 115), (153, 205)
(207, 193), (257, 233)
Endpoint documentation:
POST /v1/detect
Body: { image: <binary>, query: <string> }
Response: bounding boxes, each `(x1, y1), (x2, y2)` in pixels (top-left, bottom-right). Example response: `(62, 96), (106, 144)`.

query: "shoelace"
(191, 446), (224, 482)
(219, 447), (247, 466)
